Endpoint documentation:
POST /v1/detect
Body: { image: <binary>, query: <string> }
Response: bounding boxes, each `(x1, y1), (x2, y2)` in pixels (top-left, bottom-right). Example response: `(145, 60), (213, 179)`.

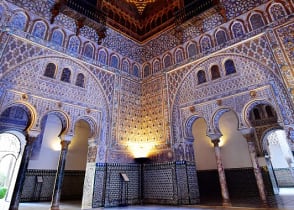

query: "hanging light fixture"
(126, 0), (156, 14)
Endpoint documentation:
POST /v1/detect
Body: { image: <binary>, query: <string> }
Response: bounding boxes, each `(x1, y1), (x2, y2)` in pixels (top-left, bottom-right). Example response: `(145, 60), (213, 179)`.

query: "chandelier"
(126, 0), (156, 14)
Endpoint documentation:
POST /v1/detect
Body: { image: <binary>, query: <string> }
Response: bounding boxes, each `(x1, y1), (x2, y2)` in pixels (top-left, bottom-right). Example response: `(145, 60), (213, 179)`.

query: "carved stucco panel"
(170, 54), (293, 147)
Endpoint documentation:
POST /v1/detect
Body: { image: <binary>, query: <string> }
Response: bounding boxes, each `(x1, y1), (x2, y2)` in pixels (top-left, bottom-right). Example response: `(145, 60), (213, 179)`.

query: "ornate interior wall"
(0, 0), (293, 208)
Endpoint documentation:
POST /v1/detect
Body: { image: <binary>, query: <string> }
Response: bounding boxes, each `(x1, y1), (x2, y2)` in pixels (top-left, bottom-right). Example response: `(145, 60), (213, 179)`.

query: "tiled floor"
(18, 202), (287, 210)
(19, 188), (294, 210)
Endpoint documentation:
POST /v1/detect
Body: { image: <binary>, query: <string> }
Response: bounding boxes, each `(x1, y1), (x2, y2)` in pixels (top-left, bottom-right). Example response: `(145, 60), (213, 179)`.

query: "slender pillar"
(241, 128), (267, 206)
(9, 131), (39, 210)
(208, 133), (231, 206)
(82, 138), (97, 209)
(50, 136), (71, 210)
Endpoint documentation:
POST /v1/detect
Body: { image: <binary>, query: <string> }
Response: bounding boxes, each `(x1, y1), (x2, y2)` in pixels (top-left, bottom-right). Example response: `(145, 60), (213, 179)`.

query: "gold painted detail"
(126, 0), (156, 14)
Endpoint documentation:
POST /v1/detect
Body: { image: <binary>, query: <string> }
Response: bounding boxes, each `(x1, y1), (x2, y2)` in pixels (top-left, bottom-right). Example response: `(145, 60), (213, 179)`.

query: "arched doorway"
(0, 132), (26, 210)
(0, 105), (31, 210)
(217, 110), (256, 201)
(263, 129), (294, 193)
(62, 119), (90, 205)
(249, 103), (294, 194)
(191, 117), (221, 203)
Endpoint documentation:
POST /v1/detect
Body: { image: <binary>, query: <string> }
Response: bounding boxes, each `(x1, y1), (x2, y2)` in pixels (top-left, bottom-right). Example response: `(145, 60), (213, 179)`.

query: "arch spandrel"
(0, 55), (111, 157)
(0, 101), (38, 133)
(211, 107), (242, 133)
(73, 115), (100, 140)
(38, 110), (71, 137)
(171, 53), (294, 148)
(183, 114), (210, 140)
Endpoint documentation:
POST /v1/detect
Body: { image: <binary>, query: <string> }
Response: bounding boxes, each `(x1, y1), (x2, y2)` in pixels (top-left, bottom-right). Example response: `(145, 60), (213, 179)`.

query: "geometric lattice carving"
(171, 53), (294, 145)
(223, 0), (268, 20)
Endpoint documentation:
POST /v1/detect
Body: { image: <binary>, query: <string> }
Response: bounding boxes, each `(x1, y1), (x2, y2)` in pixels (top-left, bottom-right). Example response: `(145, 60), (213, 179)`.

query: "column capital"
(207, 132), (222, 141)
(60, 140), (70, 150)
(60, 134), (73, 142)
(211, 139), (220, 147)
(88, 138), (97, 147)
(207, 133), (222, 146)
(240, 127), (255, 142)
(26, 130), (40, 144)
(27, 130), (40, 138)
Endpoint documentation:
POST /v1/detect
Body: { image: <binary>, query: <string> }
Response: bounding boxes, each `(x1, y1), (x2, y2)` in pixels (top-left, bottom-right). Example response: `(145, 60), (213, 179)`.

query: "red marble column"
(9, 131), (39, 210)
(241, 128), (267, 206)
(208, 133), (231, 206)
(50, 136), (71, 210)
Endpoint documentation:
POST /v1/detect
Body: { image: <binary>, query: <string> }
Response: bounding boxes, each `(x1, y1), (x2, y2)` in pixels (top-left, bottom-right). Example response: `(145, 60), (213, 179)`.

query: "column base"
(50, 205), (60, 210)
(222, 199), (231, 207)
(261, 200), (269, 208)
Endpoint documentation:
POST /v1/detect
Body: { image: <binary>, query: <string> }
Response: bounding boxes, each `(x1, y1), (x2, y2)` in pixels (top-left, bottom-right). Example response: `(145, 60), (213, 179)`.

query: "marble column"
(9, 131), (39, 210)
(50, 136), (71, 210)
(82, 138), (97, 209)
(241, 128), (267, 206)
(208, 133), (231, 206)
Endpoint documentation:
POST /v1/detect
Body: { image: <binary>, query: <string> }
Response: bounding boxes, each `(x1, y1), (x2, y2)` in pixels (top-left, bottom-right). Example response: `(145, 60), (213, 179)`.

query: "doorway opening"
(0, 132), (25, 210)
(263, 129), (294, 194)
(249, 103), (294, 195)
(62, 119), (90, 206)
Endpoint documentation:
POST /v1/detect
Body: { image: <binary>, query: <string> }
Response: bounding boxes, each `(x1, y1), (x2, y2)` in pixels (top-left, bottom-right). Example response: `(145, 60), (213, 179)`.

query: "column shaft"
(247, 140), (267, 205)
(211, 139), (230, 206)
(50, 140), (70, 210)
(9, 135), (36, 210)
(242, 128), (267, 206)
